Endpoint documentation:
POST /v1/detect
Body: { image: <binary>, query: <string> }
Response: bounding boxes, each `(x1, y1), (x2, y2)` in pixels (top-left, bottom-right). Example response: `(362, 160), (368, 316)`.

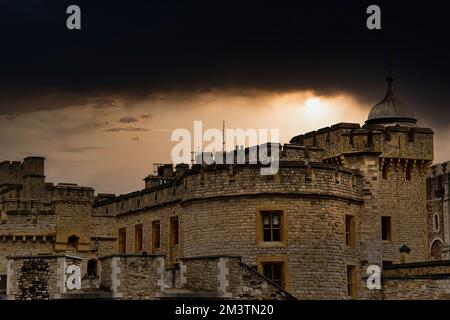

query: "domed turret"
(365, 76), (417, 126)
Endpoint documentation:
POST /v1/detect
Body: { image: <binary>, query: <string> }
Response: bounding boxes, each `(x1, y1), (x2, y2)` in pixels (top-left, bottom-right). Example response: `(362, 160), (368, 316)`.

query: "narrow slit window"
(381, 216), (392, 241)
(170, 216), (179, 246)
(118, 228), (126, 254)
(135, 224), (143, 253)
(345, 215), (355, 247)
(382, 163), (388, 180)
(406, 162), (412, 181)
(152, 221), (161, 251)
(347, 265), (356, 298)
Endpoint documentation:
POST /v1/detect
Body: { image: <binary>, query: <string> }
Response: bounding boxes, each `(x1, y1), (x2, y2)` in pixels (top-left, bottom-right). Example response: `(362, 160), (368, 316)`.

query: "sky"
(0, 1), (449, 194)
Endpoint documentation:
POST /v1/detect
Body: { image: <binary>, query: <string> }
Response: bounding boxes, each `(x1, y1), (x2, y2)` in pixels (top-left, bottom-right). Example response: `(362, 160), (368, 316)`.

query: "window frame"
(170, 216), (179, 246)
(345, 214), (356, 248)
(152, 220), (161, 252)
(346, 265), (357, 299)
(256, 208), (287, 247)
(257, 256), (288, 290)
(134, 224), (143, 253)
(118, 227), (127, 254)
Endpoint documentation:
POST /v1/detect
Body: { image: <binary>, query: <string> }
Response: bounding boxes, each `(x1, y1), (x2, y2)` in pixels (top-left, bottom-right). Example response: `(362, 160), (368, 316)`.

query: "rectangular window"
(406, 163), (412, 181)
(118, 228), (126, 254)
(381, 216), (392, 241)
(0, 274), (6, 295)
(262, 211), (281, 242)
(262, 262), (283, 288)
(257, 209), (286, 246)
(347, 265), (356, 298)
(152, 221), (160, 251)
(170, 216), (179, 246)
(345, 215), (355, 247)
(383, 261), (393, 267)
(382, 163), (388, 180)
(135, 224), (143, 253)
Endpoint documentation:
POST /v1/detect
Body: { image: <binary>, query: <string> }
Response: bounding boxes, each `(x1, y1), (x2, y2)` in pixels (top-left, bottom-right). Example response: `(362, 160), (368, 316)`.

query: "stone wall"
(378, 162), (429, 263)
(114, 202), (182, 267)
(180, 257), (221, 293)
(99, 254), (165, 299)
(181, 197), (361, 299)
(53, 186), (94, 253)
(427, 162), (449, 259)
(6, 255), (82, 300)
(179, 256), (294, 299)
(0, 241), (55, 275)
(383, 260), (450, 299)
(95, 162), (363, 299)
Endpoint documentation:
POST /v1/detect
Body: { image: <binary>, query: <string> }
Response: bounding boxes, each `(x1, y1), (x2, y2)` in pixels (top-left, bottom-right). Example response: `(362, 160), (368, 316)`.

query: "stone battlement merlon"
(50, 184), (95, 202)
(0, 198), (52, 213)
(0, 157), (46, 196)
(93, 160), (363, 217)
(291, 123), (433, 162)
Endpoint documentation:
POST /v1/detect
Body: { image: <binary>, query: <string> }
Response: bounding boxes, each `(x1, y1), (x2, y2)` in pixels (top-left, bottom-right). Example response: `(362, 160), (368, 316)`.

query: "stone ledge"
(181, 192), (364, 207)
(384, 260), (450, 270)
(98, 253), (165, 260)
(5, 254), (82, 260)
(383, 274), (450, 280)
(181, 255), (241, 261)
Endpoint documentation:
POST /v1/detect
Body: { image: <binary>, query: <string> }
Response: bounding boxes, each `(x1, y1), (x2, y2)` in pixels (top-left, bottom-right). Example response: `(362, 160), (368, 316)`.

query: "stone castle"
(1, 76), (450, 300)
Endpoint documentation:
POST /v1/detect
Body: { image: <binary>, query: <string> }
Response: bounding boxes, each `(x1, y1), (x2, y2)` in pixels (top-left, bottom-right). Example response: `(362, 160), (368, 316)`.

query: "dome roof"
(366, 77), (417, 125)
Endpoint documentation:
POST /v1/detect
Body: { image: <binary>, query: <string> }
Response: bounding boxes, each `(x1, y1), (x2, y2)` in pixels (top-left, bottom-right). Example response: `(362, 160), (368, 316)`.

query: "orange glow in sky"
(1, 89), (445, 194)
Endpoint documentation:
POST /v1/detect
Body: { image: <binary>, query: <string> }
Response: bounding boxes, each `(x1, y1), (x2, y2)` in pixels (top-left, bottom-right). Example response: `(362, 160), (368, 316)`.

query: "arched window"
(67, 235), (79, 251)
(87, 259), (98, 277)
(431, 239), (444, 260)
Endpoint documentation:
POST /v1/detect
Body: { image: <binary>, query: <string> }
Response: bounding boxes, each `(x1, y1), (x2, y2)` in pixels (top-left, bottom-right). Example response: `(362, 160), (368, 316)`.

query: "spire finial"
(222, 120), (226, 152)
(386, 51), (394, 91)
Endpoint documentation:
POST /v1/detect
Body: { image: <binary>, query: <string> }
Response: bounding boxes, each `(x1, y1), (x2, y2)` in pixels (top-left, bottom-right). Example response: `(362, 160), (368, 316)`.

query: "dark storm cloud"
(118, 117), (139, 123)
(0, 1), (449, 129)
(104, 127), (150, 132)
(62, 146), (105, 153)
(91, 98), (119, 109)
(0, 90), (119, 115)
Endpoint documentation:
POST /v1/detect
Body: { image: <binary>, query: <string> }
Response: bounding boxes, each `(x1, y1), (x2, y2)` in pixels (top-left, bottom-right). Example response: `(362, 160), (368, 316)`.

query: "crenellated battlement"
(0, 157), (45, 186)
(290, 122), (433, 162)
(0, 198), (53, 214)
(0, 161), (24, 186)
(93, 159), (363, 217)
(51, 184), (95, 202)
